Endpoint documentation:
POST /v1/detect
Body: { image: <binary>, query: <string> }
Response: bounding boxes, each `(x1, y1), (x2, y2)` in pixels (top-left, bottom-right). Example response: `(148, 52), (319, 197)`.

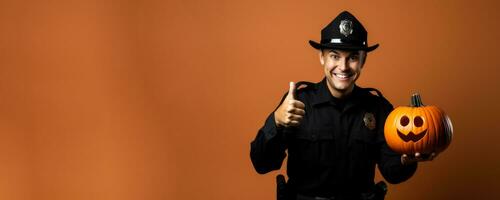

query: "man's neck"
(326, 82), (354, 99)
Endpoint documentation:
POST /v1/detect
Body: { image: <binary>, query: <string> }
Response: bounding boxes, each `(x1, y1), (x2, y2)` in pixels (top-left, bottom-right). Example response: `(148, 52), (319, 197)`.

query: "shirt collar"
(312, 77), (365, 110)
(311, 78), (333, 106)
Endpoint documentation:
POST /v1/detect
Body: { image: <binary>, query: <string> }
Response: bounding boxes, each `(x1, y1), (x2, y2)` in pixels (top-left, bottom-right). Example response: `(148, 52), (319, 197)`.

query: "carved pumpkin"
(384, 93), (453, 155)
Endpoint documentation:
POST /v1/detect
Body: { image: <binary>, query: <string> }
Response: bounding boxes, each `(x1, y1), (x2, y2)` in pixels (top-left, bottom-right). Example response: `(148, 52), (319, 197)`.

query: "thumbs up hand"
(274, 82), (306, 128)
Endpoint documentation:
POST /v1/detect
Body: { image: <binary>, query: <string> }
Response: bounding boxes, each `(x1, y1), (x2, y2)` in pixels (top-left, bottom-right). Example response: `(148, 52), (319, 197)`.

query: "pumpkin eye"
(414, 116), (424, 127)
(400, 115), (410, 126)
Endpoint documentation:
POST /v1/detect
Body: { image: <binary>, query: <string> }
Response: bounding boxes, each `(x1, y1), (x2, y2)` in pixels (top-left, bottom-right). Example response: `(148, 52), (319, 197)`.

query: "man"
(250, 11), (436, 200)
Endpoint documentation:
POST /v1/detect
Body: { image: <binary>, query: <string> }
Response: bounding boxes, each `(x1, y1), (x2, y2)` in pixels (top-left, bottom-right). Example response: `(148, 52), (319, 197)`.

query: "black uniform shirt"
(250, 78), (417, 197)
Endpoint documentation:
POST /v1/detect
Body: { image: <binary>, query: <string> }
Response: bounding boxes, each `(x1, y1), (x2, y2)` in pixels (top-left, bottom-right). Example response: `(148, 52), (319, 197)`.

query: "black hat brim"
(309, 40), (379, 52)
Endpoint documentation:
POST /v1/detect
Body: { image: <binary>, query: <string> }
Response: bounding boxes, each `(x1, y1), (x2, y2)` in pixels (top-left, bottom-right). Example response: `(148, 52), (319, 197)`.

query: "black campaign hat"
(309, 11), (379, 52)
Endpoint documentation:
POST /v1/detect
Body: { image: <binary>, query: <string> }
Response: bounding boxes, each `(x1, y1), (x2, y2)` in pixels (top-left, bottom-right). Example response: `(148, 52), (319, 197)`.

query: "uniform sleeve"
(376, 100), (418, 184)
(250, 112), (288, 174)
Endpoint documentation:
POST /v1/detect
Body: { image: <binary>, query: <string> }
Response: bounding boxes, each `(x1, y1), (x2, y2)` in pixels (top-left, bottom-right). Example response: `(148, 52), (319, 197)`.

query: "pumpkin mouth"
(397, 129), (427, 142)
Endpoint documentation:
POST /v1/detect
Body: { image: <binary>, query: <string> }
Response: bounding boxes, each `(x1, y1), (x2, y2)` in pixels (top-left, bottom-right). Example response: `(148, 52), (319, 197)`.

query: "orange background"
(0, 0), (499, 200)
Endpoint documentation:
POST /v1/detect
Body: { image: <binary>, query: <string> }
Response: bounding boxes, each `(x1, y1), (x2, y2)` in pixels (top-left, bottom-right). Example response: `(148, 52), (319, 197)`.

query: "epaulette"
(363, 87), (385, 98)
(295, 81), (315, 91)
(362, 87), (393, 107)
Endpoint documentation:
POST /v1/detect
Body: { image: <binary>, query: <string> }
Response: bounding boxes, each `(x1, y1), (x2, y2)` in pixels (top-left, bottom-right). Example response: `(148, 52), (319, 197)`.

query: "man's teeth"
(334, 73), (351, 78)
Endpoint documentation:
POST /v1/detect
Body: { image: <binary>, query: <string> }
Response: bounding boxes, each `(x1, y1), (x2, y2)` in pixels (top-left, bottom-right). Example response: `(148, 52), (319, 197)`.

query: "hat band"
(321, 38), (366, 46)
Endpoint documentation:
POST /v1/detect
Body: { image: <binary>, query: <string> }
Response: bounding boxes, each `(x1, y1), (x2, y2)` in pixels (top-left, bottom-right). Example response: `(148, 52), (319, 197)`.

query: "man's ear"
(360, 51), (367, 68)
(362, 54), (367, 67)
(319, 50), (325, 66)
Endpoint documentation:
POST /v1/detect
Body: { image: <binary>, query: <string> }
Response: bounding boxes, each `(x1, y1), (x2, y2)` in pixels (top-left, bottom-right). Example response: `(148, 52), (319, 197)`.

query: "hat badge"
(339, 19), (353, 37)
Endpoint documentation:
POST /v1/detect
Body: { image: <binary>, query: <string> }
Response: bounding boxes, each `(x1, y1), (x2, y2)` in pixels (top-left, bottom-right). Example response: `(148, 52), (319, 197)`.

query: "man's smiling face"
(319, 49), (366, 97)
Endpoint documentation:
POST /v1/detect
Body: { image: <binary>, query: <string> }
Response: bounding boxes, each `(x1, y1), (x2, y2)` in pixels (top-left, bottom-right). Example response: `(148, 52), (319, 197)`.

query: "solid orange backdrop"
(0, 0), (499, 200)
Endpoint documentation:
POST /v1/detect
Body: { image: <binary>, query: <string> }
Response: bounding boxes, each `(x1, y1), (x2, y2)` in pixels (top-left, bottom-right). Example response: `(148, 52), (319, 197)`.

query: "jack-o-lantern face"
(384, 94), (453, 155)
(396, 115), (427, 142)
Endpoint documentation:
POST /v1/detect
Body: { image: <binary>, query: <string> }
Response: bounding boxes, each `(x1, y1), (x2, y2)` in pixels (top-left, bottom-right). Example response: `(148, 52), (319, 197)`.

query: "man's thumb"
(288, 81), (296, 99)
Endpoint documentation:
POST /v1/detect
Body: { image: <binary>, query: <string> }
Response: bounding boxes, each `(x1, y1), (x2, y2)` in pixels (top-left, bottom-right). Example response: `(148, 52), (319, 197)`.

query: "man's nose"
(338, 58), (348, 71)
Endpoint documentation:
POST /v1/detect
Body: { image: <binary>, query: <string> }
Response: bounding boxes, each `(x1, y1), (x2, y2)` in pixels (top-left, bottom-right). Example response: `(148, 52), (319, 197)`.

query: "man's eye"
(349, 56), (359, 61)
(331, 55), (340, 60)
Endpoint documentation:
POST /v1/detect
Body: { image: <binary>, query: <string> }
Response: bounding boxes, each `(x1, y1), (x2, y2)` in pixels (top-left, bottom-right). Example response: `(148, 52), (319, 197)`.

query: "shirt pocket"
(289, 127), (336, 169)
(350, 126), (379, 163)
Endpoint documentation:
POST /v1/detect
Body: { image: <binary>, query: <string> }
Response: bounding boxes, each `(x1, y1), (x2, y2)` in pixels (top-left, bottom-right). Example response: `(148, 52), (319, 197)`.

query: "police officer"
(250, 11), (436, 200)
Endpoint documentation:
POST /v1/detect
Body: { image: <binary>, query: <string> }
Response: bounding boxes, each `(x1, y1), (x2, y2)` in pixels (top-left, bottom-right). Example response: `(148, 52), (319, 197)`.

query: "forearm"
(250, 113), (288, 174)
(378, 144), (418, 184)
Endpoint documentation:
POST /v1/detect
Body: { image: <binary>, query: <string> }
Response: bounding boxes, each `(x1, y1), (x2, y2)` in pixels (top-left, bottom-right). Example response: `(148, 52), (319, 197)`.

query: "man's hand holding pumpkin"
(401, 152), (438, 165)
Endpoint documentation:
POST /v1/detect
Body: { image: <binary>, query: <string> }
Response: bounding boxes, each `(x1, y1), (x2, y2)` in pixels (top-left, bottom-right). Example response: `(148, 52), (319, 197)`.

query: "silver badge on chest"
(363, 112), (376, 130)
(339, 20), (353, 37)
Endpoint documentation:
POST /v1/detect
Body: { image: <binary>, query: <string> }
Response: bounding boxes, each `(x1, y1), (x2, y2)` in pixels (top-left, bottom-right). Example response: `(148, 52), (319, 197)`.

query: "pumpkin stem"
(411, 93), (425, 107)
